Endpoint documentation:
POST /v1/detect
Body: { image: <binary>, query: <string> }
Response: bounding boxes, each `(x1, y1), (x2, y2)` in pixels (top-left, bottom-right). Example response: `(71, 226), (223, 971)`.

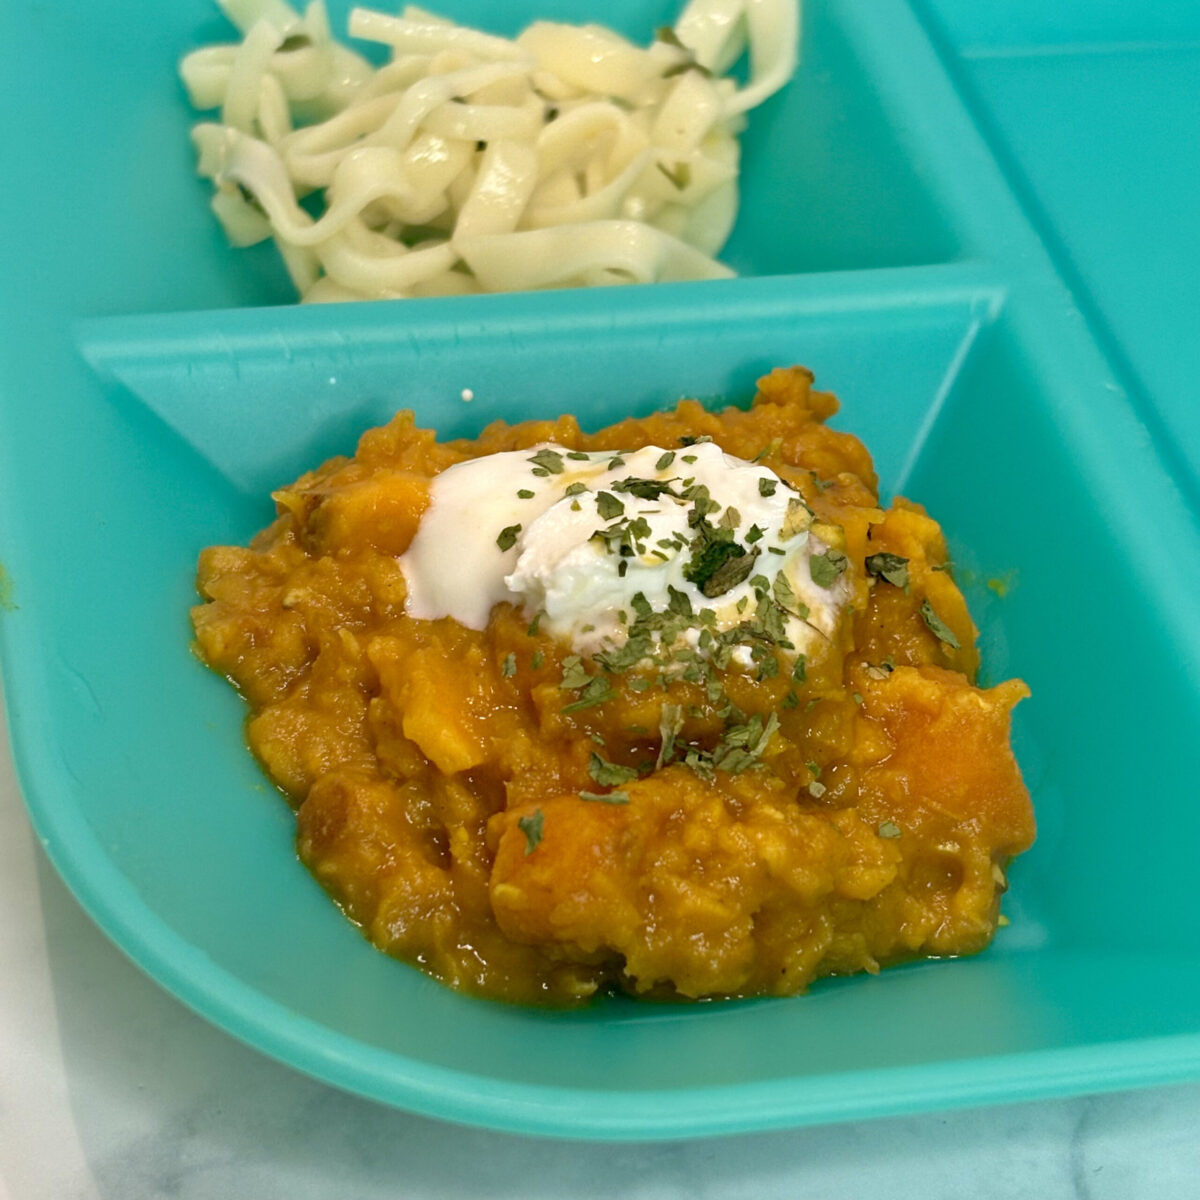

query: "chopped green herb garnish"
(758, 478), (778, 497)
(753, 591), (791, 646)
(688, 542), (758, 598)
(878, 820), (902, 839)
(865, 552), (910, 590)
(657, 702), (684, 767)
(580, 790), (631, 804)
(501, 653), (516, 678)
(600, 642), (648, 686)
(810, 549), (848, 588)
(712, 746), (757, 774)
(808, 780), (827, 798)
(695, 711), (780, 777)
(682, 747), (714, 780)
(561, 677), (616, 712)
(559, 656), (591, 689)
(772, 570), (801, 615)
(753, 711), (780, 755)
(920, 599), (961, 649)
(792, 655), (807, 683)
(517, 488), (535, 499)
(527, 611), (542, 636)
(655, 450), (676, 471)
(666, 585), (694, 618)
(595, 491), (625, 521)
(496, 524), (521, 551)
(531, 651), (544, 670)
(518, 810), (544, 853)
(588, 753), (639, 787)
(564, 481), (588, 497)
(757, 655), (780, 681)
(566, 450), (591, 461)
(527, 448), (564, 474)
(612, 476), (677, 500)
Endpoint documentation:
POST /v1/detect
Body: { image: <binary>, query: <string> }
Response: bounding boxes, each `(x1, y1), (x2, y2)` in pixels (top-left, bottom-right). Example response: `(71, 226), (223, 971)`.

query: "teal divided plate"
(3, 0), (1200, 1140)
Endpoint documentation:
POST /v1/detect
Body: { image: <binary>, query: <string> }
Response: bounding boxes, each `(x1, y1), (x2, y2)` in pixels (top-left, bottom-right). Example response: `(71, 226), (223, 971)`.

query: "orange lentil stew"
(191, 367), (1033, 1005)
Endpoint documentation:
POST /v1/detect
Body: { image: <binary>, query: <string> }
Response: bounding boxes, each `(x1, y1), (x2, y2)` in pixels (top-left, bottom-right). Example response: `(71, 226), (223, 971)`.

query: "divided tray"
(2, 0), (1199, 1138)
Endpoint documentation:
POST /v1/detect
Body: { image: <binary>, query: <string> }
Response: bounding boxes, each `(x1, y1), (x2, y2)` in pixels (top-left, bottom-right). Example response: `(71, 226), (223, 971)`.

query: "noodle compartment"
(180, 0), (801, 300)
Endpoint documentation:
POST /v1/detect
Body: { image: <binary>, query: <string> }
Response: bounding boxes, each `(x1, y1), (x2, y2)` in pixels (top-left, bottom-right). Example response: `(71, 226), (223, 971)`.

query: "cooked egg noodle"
(180, 0), (800, 299)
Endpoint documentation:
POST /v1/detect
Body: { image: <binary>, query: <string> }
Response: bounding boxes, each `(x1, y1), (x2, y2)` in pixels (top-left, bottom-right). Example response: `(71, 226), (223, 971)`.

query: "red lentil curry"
(192, 367), (1034, 1005)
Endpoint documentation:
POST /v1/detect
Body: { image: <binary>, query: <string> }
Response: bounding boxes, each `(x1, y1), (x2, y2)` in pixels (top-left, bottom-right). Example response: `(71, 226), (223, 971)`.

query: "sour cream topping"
(400, 441), (851, 663)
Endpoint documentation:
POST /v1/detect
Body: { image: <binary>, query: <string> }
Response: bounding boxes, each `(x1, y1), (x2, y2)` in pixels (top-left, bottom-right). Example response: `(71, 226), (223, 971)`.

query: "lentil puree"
(192, 367), (1034, 1004)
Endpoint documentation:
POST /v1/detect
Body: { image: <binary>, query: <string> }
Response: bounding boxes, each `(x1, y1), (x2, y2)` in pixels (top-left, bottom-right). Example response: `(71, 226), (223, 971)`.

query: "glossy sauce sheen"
(192, 368), (1034, 1005)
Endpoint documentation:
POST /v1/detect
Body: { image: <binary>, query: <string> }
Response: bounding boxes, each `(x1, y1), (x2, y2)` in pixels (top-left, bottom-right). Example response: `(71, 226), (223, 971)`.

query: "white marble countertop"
(2, 694), (1198, 1200)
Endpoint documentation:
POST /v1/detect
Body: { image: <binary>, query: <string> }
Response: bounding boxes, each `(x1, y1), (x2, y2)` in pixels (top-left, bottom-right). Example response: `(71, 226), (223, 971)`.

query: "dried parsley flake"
(920, 599), (961, 649)
(518, 810), (544, 853)
(865, 552), (909, 590)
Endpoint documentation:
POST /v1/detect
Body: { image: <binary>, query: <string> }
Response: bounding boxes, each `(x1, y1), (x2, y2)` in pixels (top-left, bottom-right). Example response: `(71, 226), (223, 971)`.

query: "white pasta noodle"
(456, 222), (736, 291)
(180, 0), (801, 301)
(347, 9), (529, 62)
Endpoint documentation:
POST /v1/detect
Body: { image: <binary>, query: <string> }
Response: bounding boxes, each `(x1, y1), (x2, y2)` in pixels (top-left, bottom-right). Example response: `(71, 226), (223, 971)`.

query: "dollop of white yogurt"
(400, 441), (850, 663)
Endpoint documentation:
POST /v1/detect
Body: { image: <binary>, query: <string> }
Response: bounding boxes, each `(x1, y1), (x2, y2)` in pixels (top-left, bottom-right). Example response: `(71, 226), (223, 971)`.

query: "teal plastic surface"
(3, 0), (1200, 1140)
(918, 0), (1200, 510)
